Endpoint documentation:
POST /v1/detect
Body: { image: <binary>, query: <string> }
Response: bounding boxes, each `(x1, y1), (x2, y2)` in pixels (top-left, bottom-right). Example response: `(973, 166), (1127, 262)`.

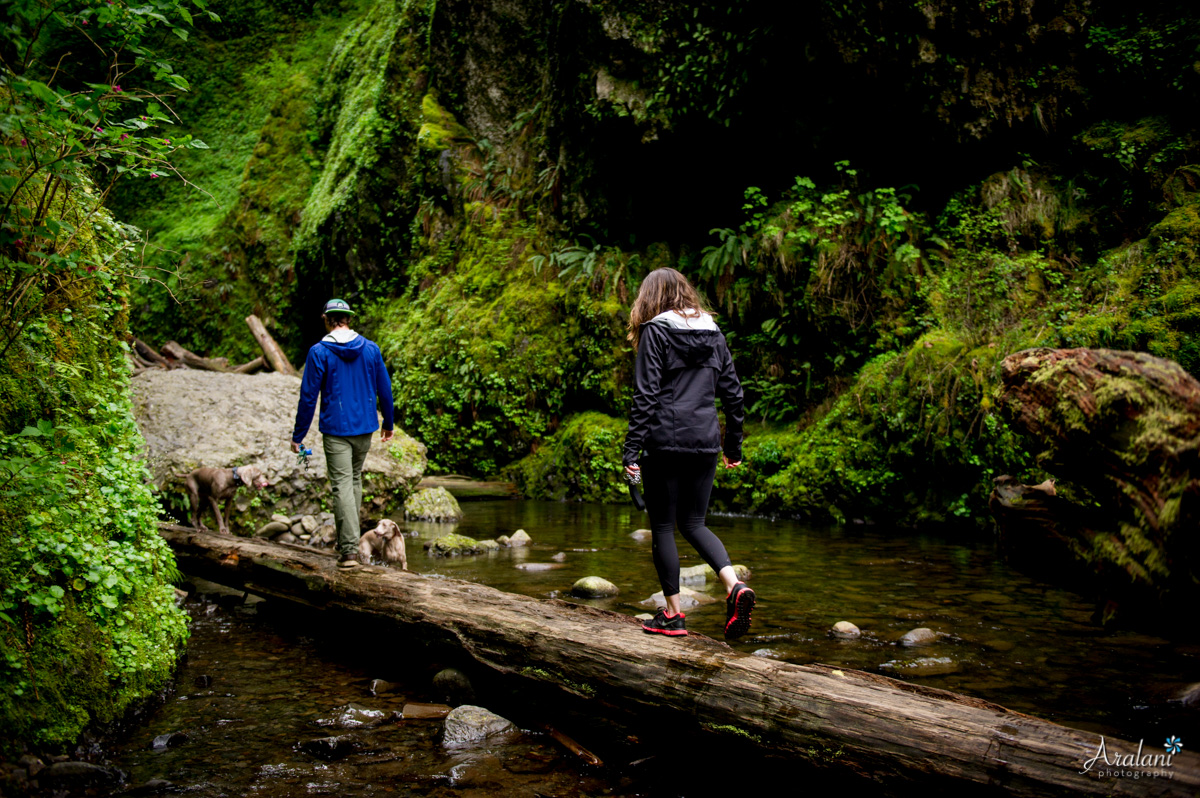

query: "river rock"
(271, 513), (291, 525)
(701, 563), (753, 581)
(640, 586), (717, 609)
(132, 369), (427, 532)
(314, 524), (337, 546)
(290, 523), (305, 536)
(679, 564), (708, 584)
(516, 562), (564, 571)
(403, 702), (452, 719)
(275, 532), (296, 544)
(509, 529), (532, 547)
(255, 520), (290, 537)
(425, 533), (482, 557)
(879, 657), (961, 677)
(630, 529), (652, 542)
(432, 668), (475, 706)
(476, 539), (501, 552)
(832, 621), (861, 639)
(151, 731), (190, 749)
(496, 534), (510, 546)
(442, 705), (516, 747)
(39, 761), (122, 790)
(405, 487), (464, 522)
(571, 576), (619, 598)
(368, 678), (403, 696)
(551, 551), (567, 562)
(316, 703), (388, 728)
(300, 514), (320, 533)
(298, 734), (363, 760)
(899, 627), (938, 647)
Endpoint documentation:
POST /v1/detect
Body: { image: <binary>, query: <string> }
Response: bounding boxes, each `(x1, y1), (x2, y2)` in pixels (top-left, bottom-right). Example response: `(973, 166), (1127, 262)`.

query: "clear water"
(107, 501), (1199, 796)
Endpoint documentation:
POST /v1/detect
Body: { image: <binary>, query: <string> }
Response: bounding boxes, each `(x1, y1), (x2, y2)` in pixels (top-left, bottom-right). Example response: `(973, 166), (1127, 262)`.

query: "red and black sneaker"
(724, 582), (755, 639)
(642, 609), (687, 636)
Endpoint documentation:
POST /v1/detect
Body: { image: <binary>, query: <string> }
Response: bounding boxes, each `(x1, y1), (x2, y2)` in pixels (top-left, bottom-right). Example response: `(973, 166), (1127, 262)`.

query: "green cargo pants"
(323, 432), (374, 557)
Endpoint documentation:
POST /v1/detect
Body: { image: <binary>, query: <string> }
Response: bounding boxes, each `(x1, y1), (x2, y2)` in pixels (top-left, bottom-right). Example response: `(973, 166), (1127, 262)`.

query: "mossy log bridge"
(159, 525), (1200, 797)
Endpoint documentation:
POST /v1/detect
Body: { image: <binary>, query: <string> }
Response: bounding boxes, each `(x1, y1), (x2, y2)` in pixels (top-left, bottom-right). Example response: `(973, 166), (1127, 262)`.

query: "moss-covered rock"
(424, 533), (484, 557)
(404, 487), (463, 522)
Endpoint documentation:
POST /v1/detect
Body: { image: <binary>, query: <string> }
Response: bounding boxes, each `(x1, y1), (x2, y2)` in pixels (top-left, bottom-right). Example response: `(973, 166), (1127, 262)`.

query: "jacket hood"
(320, 334), (366, 362)
(646, 313), (721, 366)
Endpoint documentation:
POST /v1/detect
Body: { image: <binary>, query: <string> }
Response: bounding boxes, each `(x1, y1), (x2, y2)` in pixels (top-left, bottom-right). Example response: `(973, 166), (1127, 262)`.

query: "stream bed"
(104, 500), (1199, 796)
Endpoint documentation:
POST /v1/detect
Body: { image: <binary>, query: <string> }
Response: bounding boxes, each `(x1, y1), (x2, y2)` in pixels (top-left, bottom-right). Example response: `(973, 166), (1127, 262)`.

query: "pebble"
(831, 621), (861, 639)
(629, 529), (652, 542)
(255, 521), (290, 537)
(550, 552), (567, 562)
(368, 678), (403, 696)
(571, 576), (619, 598)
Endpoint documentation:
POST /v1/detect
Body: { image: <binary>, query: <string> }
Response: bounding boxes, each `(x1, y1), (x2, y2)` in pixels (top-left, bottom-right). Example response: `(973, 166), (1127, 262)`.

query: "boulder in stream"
(404, 486), (463, 522)
(432, 668), (475, 706)
(426, 533), (484, 557)
(133, 370), (426, 532)
(831, 621), (861, 639)
(441, 705), (517, 747)
(899, 627), (938, 647)
(571, 576), (619, 598)
(508, 529), (532, 547)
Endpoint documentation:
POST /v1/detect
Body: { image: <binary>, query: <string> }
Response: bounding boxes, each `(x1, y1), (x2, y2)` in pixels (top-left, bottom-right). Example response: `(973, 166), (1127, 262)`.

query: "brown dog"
(358, 518), (407, 569)
(185, 465), (269, 535)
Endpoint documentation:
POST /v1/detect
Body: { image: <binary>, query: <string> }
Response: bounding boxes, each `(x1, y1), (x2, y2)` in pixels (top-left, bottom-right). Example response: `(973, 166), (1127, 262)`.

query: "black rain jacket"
(622, 319), (744, 466)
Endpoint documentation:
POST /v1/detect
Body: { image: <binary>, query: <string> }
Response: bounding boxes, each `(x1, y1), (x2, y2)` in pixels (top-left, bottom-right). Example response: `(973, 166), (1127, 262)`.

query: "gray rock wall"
(133, 370), (426, 532)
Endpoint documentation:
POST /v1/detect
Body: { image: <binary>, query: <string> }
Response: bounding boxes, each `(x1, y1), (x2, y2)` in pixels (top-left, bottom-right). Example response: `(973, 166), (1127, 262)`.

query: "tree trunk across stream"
(159, 525), (1200, 797)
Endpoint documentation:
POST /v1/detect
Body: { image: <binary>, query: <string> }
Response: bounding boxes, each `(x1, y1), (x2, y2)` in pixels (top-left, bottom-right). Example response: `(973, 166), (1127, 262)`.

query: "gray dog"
(185, 465), (269, 535)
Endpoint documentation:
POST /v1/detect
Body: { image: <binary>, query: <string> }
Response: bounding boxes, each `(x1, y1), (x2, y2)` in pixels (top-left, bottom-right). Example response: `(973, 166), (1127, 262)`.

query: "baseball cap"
(322, 298), (355, 315)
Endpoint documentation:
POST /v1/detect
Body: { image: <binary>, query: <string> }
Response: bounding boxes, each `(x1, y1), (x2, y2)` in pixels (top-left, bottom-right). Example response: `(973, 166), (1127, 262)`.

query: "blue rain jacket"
(292, 335), (395, 442)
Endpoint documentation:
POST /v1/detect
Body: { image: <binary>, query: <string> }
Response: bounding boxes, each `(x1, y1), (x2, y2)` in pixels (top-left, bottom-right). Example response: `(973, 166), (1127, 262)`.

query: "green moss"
(505, 412), (627, 502)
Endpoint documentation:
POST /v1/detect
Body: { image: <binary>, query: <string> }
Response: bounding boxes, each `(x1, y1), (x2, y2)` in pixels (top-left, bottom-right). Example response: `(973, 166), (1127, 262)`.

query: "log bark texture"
(245, 315), (298, 376)
(994, 348), (1200, 621)
(233, 355), (265, 374)
(160, 525), (1199, 797)
(132, 336), (170, 367)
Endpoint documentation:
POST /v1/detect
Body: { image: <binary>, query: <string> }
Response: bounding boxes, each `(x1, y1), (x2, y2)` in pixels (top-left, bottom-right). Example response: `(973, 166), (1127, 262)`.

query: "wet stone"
(40, 761), (122, 789)
(899, 627), (938, 647)
(640, 586), (717, 609)
(432, 668), (475, 706)
(571, 576), (619, 598)
(832, 621), (861, 639)
(368, 678), (403, 696)
(509, 529), (532, 547)
(315, 703), (387, 729)
(442, 705), (516, 747)
(678, 565), (708, 584)
(550, 552), (567, 562)
(426, 533), (483, 557)
(476, 539), (501, 552)
(516, 562), (565, 571)
(275, 532), (296, 544)
(151, 731), (190, 750)
(298, 734), (363, 760)
(879, 656), (961, 677)
(629, 529), (652, 542)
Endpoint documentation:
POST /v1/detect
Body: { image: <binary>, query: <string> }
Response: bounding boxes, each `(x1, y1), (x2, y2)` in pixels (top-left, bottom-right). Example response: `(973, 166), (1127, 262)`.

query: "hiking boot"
(337, 553), (359, 569)
(642, 609), (687, 636)
(725, 582), (755, 639)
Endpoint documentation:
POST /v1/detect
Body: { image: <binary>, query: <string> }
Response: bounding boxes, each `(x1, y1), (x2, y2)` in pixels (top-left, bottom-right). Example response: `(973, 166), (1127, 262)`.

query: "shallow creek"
(108, 500), (1198, 795)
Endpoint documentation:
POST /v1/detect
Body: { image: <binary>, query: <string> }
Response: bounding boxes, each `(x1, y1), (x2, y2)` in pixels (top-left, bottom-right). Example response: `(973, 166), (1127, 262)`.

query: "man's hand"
(722, 454), (742, 469)
(291, 441), (301, 454)
(380, 429), (394, 444)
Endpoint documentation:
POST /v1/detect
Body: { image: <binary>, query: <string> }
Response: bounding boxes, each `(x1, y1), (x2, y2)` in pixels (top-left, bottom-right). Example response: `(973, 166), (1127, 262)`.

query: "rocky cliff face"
(133, 369), (426, 530)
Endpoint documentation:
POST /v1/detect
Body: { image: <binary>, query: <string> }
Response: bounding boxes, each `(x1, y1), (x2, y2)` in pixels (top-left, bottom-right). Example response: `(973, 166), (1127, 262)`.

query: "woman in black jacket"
(623, 268), (755, 639)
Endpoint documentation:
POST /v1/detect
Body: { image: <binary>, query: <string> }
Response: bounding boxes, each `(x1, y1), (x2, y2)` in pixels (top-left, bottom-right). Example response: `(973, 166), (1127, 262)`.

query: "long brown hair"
(627, 267), (712, 350)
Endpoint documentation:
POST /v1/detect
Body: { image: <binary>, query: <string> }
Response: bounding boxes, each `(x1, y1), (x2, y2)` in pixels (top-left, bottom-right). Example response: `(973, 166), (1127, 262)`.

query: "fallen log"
(233, 355), (265, 374)
(159, 525), (1199, 797)
(417, 474), (518, 499)
(132, 336), (170, 367)
(245, 314), (298, 376)
(162, 340), (232, 372)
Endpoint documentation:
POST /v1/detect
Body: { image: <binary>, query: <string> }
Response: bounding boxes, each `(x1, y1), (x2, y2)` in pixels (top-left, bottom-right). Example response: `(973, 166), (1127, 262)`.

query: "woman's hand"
(721, 454), (741, 469)
(625, 464), (641, 479)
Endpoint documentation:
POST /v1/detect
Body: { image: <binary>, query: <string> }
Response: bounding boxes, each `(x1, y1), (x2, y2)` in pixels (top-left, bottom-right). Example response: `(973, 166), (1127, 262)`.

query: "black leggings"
(641, 452), (732, 597)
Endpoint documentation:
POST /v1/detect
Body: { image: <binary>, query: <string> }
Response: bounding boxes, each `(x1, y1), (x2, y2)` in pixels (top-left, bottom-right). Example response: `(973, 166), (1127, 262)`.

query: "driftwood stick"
(233, 356), (265, 374)
(162, 341), (232, 372)
(157, 526), (1200, 798)
(542, 723), (602, 766)
(245, 315), (297, 376)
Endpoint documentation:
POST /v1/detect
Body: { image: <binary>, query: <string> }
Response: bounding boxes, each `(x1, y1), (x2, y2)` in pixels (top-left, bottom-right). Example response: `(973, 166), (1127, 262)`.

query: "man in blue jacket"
(291, 299), (395, 569)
